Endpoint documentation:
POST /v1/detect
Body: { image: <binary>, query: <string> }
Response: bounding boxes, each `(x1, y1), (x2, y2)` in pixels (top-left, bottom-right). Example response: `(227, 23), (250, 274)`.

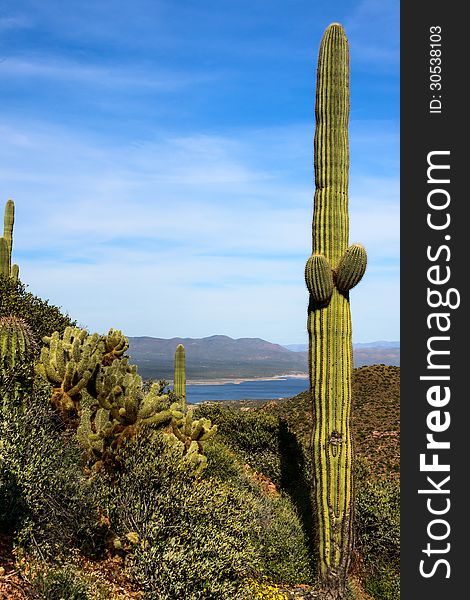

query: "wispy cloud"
(1, 0), (399, 344)
(0, 15), (31, 31)
(0, 56), (215, 90)
(345, 0), (399, 69)
(1, 112), (398, 344)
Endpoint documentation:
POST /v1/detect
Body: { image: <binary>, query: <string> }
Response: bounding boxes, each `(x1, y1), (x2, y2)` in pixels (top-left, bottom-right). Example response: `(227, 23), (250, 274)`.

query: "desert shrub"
(195, 404), (282, 484)
(0, 379), (107, 557)
(102, 432), (262, 600)
(203, 436), (244, 483)
(196, 431), (315, 587)
(30, 564), (89, 600)
(355, 474), (400, 600)
(246, 578), (289, 599)
(255, 493), (315, 585)
(0, 275), (75, 342)
(196, 405), (315, 568)
(363, 572), (400, 600)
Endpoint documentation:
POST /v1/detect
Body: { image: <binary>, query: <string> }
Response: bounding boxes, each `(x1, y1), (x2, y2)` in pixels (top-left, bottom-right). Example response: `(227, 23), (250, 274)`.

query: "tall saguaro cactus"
(0, 199), (19, 281)
(305, 24), (367, 599)
(174, 343), (186, 405)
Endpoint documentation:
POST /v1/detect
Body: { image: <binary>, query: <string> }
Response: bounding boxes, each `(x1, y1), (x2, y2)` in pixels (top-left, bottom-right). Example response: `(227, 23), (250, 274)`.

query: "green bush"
(199, 429), (315, 587)
(203, 436), (244, 483)
(104, 432), (262, 600)
(0, 275), (75, 342)
(363, 572), (400, 600)
(30, 564), (89, 600)
(0, 379), (107, 557)
(196, 404), (315, 576)
(195, 404), (282, 484)
(256, 493), (315, 585)
(355, 475), (400, 600)
(0, 465), (23, 534)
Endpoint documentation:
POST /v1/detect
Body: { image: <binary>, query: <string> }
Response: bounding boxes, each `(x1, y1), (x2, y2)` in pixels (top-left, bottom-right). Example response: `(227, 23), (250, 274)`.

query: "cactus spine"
(306, 24), (366, 598)
(174, 343), (186, 405)
(0, 200), (19, 281)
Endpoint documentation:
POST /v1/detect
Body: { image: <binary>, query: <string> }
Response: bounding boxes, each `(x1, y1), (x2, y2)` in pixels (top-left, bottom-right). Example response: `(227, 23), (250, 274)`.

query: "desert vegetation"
(0, 267), (399, 598)
(1, 21), (398, 600)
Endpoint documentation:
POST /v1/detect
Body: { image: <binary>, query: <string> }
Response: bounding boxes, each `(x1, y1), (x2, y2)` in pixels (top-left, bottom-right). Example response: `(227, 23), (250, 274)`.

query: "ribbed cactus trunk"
(1, 199), (19, 281)
(306, 24), (367, 599)
(0, 316), (36, 407)
(174, 343), (186, 406)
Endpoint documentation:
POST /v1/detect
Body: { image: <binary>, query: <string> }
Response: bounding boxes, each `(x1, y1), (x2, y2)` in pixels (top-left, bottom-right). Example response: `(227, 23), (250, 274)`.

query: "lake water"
(187, 377), (309, 404)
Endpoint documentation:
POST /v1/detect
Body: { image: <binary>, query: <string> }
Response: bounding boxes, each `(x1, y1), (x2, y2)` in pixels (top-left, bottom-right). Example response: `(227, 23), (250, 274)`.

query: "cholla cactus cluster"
(36, 329), (214, 474)
(35, 327), (103, 420)
(170, 408), (217, 474)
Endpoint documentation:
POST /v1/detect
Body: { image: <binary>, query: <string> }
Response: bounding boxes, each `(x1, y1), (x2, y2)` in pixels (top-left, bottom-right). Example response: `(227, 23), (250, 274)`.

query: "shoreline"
(186, 373), (308, 386)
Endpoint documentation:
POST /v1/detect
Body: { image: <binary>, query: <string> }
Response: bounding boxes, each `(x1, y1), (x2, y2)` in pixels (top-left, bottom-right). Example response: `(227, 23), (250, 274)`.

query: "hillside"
(218, 364), (400, 479)
(128, 335), (308, 380)
(285, 341), (400, 368)
(128, 335), (400, 380)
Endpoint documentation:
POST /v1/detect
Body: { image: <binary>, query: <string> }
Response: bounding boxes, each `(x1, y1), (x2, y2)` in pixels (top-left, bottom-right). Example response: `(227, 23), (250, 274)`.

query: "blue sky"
(0, 0), (399, 345)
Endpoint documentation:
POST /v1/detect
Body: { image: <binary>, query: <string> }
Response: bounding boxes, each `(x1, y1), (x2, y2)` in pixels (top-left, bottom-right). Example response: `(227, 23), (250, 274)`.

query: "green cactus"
(170, 408), (217, 474)
(36, 325), (209, 474)
(174, 343), (186, 405)
(35, 326), (103, 421)
(0, 316), (36, 370)
(0, 199), (19, 281)
(102, 328), (129, 366)
(94, 356), (142, 413)
(0, 316), (36, 406)
(78, 371), (183, 473)
(305, 24), (367, 598)
(34, 325), (180, 472)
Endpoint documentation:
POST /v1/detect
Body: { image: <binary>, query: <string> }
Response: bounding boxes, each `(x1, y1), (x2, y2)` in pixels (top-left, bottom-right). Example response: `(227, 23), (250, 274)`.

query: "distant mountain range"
(127, 335), (400, 381)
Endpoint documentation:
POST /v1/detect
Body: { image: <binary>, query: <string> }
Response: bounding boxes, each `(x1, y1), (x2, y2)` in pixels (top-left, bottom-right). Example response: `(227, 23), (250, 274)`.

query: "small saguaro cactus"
(305, 24), (367, 599)
(174, 343), (186, 405)
(0, 199), (20, 281)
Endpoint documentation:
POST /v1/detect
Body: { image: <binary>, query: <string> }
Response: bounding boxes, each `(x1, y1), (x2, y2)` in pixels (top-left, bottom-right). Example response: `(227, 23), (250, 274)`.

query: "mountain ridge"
(127, 335), (400, 380)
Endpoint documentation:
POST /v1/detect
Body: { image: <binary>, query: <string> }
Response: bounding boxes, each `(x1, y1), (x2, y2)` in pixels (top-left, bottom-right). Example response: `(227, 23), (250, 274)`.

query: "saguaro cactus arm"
(305, 254), (334, 305)
(335, 243), (367, 293)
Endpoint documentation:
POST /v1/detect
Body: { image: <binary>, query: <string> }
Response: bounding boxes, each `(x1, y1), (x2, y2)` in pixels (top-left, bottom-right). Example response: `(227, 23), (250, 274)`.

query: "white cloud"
(345, 0), (399, 68)
(0, 56), (214, 90)
(0, 15), (31, 31)
(1, 115), (398, 343)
